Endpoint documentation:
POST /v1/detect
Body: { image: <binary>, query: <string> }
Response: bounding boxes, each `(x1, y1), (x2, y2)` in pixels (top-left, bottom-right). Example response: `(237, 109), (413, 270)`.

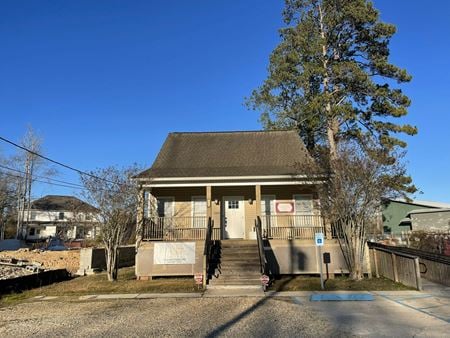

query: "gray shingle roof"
(31, 195), (98, 212)
(136, 130), (311, 178)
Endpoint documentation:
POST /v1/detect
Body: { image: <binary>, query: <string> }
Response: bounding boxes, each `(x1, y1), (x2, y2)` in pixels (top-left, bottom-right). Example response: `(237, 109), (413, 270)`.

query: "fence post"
(414, 257), (422, 291)
(391, 252), (399, 282)
(373, 249), (379, 278)
(365, 244), (372, 279)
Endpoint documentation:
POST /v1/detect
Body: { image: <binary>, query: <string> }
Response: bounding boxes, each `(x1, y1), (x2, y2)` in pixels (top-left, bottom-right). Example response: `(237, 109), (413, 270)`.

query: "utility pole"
(16, 155), (30, 239)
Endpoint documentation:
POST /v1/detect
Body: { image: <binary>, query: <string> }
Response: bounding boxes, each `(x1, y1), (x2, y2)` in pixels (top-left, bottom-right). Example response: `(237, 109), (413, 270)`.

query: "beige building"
(134, 131), (355, 285)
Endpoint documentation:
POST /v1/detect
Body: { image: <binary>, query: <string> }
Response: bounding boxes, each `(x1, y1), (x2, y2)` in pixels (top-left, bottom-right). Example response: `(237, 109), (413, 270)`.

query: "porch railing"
(143, 216), (220, 241)
(261, 214), (326, 239)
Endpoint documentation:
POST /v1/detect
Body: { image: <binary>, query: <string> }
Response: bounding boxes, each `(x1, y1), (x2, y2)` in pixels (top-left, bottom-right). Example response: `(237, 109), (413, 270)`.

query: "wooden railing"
(143, 216), (221, 241)
(260, 214), (325, 239)
(368, 243), (422, 290)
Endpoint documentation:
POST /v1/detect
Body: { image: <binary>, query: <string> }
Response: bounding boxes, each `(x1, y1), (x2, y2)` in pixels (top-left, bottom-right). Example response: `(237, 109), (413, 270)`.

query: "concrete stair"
(209, 240), (262, 289)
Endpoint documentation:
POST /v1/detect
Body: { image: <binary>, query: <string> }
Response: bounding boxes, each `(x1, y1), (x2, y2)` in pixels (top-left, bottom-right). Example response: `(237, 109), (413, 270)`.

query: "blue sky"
(0, 1), (449, 203)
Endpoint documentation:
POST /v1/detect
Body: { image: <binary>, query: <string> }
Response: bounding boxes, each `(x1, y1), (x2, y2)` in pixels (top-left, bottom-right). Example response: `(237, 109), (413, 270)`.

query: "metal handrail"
(203, 217), (213, 256)
(203, 217), (214, 287)
(255, 216), (268, 276)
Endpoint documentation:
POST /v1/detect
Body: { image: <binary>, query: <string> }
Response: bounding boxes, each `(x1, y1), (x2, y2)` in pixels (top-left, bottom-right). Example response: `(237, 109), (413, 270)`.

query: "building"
(23, 195), (100, 241)
(406, 209), (450, 233)
(382, 198), (450, 234)
(134, 131), (360, 285)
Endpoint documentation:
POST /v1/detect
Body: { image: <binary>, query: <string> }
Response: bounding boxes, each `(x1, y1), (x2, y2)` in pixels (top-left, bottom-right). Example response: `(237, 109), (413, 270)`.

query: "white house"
(23, 195), (100, 241)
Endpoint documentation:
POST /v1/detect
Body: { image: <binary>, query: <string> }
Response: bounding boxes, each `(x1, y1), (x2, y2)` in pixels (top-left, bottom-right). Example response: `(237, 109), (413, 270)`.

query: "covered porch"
(138, 182), (329, 241)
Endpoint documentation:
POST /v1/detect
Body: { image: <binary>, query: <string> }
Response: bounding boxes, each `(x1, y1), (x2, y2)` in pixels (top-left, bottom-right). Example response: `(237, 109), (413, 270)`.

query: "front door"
(223, 196), (245, 239)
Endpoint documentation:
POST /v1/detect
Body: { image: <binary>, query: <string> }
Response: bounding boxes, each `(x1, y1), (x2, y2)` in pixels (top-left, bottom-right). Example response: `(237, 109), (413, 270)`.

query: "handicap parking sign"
(315, 232), (324, 246)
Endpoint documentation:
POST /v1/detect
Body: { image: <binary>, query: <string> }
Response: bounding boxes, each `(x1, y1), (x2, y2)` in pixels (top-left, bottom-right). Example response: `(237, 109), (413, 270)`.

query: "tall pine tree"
(247, 0), (417, 161)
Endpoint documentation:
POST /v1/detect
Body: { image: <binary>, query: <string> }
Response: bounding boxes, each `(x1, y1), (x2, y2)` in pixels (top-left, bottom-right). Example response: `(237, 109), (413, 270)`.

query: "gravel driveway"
(0, 297), (334, 337)
(0, 294), (449, 337)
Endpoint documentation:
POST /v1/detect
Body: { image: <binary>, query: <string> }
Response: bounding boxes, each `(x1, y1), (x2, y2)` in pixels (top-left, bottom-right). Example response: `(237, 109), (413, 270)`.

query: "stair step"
(212, 279), (262, 285)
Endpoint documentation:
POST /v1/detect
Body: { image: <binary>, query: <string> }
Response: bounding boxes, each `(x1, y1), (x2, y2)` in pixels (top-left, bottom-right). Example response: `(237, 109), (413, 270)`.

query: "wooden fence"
(369, 242), (450, 287)
(369, 245), (422, 290)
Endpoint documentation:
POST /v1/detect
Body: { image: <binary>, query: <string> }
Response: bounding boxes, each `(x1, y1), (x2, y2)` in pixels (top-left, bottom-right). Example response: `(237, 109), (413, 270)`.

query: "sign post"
(315, 232), (325, 290)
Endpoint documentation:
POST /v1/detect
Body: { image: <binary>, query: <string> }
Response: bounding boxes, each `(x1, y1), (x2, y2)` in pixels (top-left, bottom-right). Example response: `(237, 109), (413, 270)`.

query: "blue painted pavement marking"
(310, 294), (375, 301)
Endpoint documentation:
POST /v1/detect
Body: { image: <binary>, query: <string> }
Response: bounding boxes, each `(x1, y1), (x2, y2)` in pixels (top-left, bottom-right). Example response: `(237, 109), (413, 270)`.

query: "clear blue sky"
(0, 1), (449, 203)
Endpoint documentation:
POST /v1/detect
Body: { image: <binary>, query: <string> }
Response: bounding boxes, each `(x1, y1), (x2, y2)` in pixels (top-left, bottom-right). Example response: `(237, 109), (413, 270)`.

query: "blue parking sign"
(315, 232), (324, 246)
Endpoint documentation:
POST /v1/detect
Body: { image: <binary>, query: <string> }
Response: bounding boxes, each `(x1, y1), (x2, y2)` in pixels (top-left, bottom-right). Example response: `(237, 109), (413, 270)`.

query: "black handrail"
(203, 217), (214, 284)
(203, 217), (213, 256)
(255, 216), (268, 277)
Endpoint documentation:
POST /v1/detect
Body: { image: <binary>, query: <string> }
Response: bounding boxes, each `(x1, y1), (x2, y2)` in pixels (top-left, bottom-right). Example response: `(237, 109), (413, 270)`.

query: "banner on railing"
(154, 242), (196, 265)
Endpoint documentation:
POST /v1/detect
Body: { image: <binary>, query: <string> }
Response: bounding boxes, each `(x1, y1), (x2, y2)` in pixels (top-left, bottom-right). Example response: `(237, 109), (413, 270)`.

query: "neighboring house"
(23, 195), (100, 241)
(134, 131), (356, 283)
(382, 198), (450, 234)
(407, 209), (450, 233)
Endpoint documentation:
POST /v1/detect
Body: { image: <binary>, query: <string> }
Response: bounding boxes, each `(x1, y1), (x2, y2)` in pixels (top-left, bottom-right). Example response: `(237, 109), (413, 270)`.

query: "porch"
(142, 214), (327, 241)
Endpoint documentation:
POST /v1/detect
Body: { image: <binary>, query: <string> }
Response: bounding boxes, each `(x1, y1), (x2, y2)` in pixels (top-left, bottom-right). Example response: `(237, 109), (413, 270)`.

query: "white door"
(223, 196), (245, 239)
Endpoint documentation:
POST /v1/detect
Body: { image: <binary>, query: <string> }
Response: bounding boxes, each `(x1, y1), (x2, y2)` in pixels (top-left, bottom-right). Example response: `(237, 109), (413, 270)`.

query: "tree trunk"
(105, 246), (118, 281)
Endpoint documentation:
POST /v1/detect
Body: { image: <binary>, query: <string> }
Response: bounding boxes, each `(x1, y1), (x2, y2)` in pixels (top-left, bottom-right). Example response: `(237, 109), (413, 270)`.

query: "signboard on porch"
(154, 242), (196, 265)
(275, 201), (294, 213)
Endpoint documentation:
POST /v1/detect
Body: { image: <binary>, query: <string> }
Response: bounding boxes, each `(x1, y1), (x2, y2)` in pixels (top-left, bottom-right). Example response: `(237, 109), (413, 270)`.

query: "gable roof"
(136, 130), (312, 179)
(386, 198), (450, 209)
(31, 195), (98, 213)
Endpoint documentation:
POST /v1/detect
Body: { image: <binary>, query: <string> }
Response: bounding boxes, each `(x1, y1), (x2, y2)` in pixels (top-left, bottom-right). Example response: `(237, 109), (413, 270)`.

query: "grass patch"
(268, 275), (414, 291)
(0, 267), (201, 307)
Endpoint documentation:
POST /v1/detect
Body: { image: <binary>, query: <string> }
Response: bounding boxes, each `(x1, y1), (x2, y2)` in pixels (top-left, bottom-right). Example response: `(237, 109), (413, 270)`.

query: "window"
(192, 196), (207, 228)
(294, 194), (313, 215)
(58, 212), (65, 220)
(30, 211), (36, 220)
(29, 228), (35, 236)
(228, 200), (239, 209)
(157, 197), (174, 217)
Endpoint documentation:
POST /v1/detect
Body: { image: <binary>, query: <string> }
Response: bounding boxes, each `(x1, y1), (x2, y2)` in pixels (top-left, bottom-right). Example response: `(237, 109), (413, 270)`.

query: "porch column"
(255, 185), (261, 218)
(206, 185), (212, 220)
(136, 186), (145, 249)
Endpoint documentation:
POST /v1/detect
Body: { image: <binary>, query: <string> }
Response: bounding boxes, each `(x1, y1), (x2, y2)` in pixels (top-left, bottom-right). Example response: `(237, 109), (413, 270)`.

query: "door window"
(228, 200), (239, 209)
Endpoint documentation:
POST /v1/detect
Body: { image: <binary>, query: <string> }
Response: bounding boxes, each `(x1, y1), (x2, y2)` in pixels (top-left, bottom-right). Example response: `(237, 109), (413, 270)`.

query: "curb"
(27, 289), (429, 301)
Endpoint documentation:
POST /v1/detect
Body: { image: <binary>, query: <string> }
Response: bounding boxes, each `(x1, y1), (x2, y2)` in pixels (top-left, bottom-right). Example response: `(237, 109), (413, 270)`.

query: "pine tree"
(247, 0), (417, 160)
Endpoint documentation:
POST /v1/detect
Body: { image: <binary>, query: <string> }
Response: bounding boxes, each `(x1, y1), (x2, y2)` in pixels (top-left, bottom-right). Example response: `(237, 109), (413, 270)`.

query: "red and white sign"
(194, 273), (203, 284)
(260, 274), (270, 286)
(276, 202), (294, 213)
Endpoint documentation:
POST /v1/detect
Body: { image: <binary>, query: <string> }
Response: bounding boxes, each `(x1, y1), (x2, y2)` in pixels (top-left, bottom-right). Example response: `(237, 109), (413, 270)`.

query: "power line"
(0, 166), (130, 195)
(0, 169), (85, 190)
(0, 135), (130, 187)
(0, 163), (85, 189)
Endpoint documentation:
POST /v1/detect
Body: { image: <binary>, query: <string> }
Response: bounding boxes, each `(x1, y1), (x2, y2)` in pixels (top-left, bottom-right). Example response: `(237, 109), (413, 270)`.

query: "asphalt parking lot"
(0, 289), (449, 337)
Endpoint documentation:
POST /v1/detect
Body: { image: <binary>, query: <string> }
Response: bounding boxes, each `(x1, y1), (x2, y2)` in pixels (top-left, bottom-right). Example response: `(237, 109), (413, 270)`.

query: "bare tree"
(10, 126), (55, 239)
(0, 172), (16, 240)
(80, 165), (141, 281)
(300, 142), (411, 280)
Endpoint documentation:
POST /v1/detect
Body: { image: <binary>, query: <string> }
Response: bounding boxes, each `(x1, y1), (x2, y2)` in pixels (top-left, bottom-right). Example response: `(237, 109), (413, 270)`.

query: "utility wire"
(0, 166), (130, 195)
(0, 169), (85, 190)
(0, 163), (85, 189)
(0, 135), (130, 187)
